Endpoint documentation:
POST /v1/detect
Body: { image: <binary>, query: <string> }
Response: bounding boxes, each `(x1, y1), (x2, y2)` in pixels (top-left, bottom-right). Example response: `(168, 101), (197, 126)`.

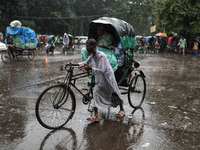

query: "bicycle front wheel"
(35, 84), (76, 129)
(1, 51), (11, 63)
(128, 74), (146, 108)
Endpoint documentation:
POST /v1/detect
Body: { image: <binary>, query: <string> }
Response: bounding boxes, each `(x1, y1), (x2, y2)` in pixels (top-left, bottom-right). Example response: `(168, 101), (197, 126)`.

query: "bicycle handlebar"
(61, 63), (92, 74)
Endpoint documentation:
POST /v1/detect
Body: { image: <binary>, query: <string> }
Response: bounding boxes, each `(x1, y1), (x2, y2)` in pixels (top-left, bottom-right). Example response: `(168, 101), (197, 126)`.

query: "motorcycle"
(46, 41), (55, 54)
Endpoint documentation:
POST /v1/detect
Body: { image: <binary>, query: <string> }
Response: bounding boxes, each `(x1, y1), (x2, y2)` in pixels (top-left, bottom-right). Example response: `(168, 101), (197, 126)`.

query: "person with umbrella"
(168, 36), (177, 52)
(160, 37), (167, 52)
(193, 39), (199, 56)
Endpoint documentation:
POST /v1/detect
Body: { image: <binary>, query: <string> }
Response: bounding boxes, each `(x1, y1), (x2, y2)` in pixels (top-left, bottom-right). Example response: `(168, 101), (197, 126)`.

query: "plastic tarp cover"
(81, 46), (118, 72)
(89, 17), (135, 49)
(5, 26), (38, 48)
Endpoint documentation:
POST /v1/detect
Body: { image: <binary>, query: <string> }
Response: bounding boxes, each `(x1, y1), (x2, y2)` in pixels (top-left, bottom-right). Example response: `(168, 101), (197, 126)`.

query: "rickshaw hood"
(89, 17), (135, 49)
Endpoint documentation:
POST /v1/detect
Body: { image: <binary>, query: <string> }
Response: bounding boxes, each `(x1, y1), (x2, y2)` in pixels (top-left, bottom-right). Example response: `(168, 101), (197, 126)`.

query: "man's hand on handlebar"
(81, 64), (92, 72)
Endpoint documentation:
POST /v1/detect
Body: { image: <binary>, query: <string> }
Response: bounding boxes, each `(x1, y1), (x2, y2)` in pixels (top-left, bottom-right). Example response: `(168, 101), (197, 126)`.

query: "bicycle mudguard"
(127, 69), (146, 83)
(139, 70), (146, 78)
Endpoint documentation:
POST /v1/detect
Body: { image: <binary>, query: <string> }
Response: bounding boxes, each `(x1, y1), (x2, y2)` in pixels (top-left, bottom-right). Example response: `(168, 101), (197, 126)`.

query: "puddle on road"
(1, 53), (200, 149)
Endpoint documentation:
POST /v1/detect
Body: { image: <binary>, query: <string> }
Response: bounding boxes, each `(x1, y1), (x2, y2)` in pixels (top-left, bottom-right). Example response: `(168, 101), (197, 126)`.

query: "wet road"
(0, 46), (200, 150)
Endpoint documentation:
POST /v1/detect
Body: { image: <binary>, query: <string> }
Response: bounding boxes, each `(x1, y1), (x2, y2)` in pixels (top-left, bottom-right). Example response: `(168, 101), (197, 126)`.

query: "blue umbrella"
(146, 36), (152, 42)
(194, 38), (200, 44)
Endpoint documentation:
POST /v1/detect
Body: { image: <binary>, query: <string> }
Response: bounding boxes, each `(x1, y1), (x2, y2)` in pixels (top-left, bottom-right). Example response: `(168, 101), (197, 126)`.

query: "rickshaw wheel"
(1, 50), (11, 63)
(16, 52), (23, 60)
(28, 50), (35, 60)
(128, 74), (146, 108)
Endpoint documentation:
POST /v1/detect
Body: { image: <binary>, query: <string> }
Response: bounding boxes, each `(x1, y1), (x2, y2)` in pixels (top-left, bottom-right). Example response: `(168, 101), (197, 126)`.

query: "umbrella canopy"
(168, 36), (173, 42)
(155, 32), (162, 36)
(155, 32), (167, 37)
(67, 34), (73, 37)
(146, 36), (152, 42)
(135, 35), (142, 39)
(161, 33), (167, 37)
(10, 20), (22, 27)
(47, 35), (54, 40)
(194, 38), (200, 44)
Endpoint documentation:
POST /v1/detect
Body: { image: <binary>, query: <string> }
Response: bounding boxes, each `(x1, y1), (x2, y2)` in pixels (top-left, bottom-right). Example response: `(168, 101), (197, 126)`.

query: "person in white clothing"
(63, 33), (69, 46)
(70, 39), (125, 122)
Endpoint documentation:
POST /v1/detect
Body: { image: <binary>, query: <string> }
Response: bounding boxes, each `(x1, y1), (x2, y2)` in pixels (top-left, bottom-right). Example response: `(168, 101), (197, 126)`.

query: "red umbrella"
(168, 36), (173, 42)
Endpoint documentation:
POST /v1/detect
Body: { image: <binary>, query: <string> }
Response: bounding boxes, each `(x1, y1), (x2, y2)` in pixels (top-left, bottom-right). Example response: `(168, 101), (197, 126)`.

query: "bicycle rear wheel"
(1, 50), (11, 63)
(35, 84), (76, 129)
(16, 51), (23, 60)
(28, 50), (35, 60)
(128, 74), (146, 108)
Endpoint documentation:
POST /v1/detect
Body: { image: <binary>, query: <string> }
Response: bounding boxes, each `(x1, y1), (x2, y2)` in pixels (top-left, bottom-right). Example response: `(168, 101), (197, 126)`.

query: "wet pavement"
(0, 46), (200, 150)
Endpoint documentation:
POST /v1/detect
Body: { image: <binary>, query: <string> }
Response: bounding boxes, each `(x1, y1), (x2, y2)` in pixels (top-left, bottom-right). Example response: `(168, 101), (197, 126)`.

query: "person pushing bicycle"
(69, 39), (125, 122)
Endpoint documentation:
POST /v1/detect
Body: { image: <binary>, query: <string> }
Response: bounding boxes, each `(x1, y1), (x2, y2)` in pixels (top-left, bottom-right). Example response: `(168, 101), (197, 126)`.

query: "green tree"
(127, 1), (153, 35)
(153, 0), (200, 37)
(0, 0), (153, 37)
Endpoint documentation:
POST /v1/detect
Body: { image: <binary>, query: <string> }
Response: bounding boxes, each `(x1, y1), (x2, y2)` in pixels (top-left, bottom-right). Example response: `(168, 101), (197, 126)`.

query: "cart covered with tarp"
(2, 25), (38, 63)
(5, 26), (38, 49)
(81, 17), (136, 86)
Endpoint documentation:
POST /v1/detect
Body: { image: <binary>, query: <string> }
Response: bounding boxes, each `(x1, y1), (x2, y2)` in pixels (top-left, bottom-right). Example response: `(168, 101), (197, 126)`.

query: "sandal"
(87, 116), (99, 122)
(116, 110), (125, 118)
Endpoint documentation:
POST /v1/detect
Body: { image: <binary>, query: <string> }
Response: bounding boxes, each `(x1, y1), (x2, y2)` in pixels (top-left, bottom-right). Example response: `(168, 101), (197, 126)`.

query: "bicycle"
(35, 62), (146, 129)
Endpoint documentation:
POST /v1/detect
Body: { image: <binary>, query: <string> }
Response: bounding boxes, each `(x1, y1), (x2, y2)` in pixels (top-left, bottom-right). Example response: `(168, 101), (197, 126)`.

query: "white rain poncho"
(79, 50), (122, 109)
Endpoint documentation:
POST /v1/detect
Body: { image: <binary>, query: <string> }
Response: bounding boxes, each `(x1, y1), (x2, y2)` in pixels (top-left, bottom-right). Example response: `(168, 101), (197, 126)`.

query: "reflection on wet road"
(0, 48), (200, 150)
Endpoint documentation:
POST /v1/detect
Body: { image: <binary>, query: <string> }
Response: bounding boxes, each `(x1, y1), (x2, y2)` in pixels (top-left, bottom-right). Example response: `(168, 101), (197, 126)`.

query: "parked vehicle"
(74, 36), (88, 44)
(0, 41), (7, 51)
(0, 32), (3, 42)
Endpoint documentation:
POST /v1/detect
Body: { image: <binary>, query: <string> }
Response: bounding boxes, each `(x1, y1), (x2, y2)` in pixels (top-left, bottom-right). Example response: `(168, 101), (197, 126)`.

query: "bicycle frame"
(62, 65), (94, 104)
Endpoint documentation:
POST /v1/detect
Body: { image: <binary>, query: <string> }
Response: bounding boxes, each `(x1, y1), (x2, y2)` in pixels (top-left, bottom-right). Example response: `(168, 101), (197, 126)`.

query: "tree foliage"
(153, 0), (200, 37)
(0, 0), (153, 37)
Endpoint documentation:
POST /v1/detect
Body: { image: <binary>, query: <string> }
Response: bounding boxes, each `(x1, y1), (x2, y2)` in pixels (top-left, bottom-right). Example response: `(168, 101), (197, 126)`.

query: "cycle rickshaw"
(35, 17), (146, 129)
(1, 26), (37, 63)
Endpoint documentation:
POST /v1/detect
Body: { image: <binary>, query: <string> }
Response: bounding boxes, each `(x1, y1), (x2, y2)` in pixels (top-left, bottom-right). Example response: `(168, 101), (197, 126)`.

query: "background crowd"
(135, 34), (199, 55)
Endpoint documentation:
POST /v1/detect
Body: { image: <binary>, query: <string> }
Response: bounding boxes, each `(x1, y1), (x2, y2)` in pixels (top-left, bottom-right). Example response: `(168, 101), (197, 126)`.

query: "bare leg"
(94, 107), (98, 119)
(116, 103), (125, 118)
(87, 107), (99, 122)
(119, 103), (124, 111)
(179, 47), (181, 53)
